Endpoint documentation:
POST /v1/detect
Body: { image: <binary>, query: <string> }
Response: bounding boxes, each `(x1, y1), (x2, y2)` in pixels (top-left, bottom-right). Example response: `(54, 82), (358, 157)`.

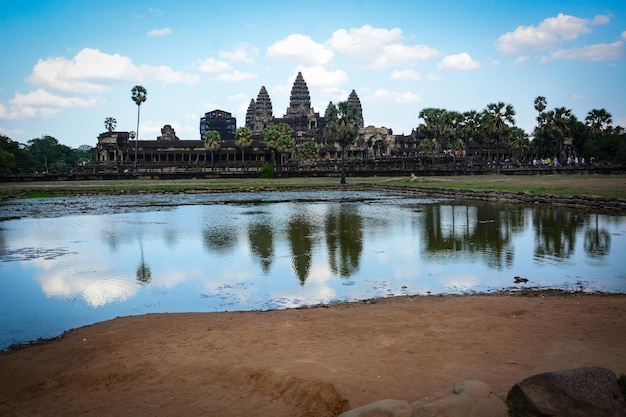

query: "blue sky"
(1, 0), (625, 149)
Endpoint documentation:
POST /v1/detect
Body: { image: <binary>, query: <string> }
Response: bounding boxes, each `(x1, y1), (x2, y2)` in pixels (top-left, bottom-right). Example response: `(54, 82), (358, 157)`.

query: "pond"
(1, 190), (625, 349)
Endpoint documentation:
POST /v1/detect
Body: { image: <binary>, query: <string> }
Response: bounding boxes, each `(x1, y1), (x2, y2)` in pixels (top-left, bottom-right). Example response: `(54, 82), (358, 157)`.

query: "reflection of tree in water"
(248, 221), (274, 273)
(288, 215), (315, 285)
(420, 203), (522, 269)
(202, 225), (238, 254)
(533, 207), (584, 260)
(325, 204), (363, 277)
(584, 213), (611, 259)
(136, 241), (151, 284)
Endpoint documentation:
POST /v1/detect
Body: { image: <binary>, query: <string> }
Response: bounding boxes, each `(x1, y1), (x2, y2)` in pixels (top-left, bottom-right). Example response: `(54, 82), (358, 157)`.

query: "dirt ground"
(1, 293), (625, 417)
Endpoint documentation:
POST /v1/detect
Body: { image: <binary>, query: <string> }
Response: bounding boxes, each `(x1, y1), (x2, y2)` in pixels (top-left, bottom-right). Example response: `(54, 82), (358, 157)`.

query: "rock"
(338, 399), (414, 417)
(338, 381), (507, 417)
(507, 366), (626, 417)
(411, 380), (508, 417)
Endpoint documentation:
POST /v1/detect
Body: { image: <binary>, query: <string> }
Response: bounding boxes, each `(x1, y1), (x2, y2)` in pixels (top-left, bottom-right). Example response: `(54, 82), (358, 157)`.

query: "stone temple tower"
(248, 86), (273, 134)
(285, 72), (312, 117)
(347, 89), (364, 128)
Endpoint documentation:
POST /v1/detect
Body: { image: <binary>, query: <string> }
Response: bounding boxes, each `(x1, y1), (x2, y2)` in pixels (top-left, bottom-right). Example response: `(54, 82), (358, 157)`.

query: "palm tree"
(550, 107), (575, 164)
(131, 85), (147, 168)
(461, 110), (480, 173)
(417, 108), (448, 166)
(483, 102), (515, 173)
(585, 108), (613, 163)
(234, 126), (253, 166)
(325, 101), (360, 184)
(203, 130), (221, 166)
(104, 117), (117, 132)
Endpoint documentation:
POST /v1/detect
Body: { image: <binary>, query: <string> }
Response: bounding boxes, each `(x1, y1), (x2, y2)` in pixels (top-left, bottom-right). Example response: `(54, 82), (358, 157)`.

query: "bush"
(259, 162), (275, 178)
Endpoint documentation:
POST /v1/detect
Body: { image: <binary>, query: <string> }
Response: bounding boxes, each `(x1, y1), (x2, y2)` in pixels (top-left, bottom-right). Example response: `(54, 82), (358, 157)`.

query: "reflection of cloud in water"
(38, 270), (137, 308)
(440, 274), (479, 293)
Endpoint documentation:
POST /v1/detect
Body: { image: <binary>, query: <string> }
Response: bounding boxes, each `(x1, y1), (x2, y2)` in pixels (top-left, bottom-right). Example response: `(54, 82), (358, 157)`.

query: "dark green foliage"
(259, 161), (275, 178)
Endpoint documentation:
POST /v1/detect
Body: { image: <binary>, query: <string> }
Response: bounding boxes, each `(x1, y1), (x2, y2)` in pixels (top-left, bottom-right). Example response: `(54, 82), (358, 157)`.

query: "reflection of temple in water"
(95, 72), (412, 167)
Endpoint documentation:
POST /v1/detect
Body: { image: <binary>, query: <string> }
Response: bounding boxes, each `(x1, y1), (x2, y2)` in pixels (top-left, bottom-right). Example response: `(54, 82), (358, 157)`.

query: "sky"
(1, 0), (625, 149)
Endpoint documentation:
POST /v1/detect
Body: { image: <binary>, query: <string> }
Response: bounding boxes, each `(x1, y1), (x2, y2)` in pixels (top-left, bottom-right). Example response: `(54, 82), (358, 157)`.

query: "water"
(1, 190), (625, 349)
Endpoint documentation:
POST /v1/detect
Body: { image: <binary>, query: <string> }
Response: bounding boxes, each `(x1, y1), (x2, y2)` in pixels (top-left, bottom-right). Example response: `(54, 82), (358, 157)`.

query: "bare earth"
(1, 293), (625, 417)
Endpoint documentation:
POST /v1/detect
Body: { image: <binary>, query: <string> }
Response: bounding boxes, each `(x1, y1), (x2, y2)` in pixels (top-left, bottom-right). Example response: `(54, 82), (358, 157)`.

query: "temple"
(95, 72), (413, 168)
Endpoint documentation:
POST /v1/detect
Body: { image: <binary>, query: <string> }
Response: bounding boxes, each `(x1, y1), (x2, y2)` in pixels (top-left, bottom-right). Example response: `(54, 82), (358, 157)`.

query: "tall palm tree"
(325, 101), (359, 184)
(461, 110), (480, 173)
(550, 107), (575, 164)
(131, 85), (147, 168)
(234, 126), (253, 166)
(483, 102), (515, 173)
(585, 108), (613, 162)
(203, 130), (221, 166)
(417, 108), (448, 166)
(104, 117), (117, 132)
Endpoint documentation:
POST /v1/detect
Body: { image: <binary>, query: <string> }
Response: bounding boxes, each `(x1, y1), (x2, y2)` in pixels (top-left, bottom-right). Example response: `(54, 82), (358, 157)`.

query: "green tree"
(104, 117), (117, 132)
(297, 140), (319, 166)
(461, 110), (481, 173)
(482, 102), (515, 173)
(0, 135), (34, 173)
(325, 101), (360, 184)
(417, 108), (448, 166)
(234, 126), (253, 165)
(203, 130), (221, 166)
(506, 127), (530, 164)
(585, 108), (613, 162)
(263, 122), (293, 168)
(27, 135), (62, 171)
(131, 85), (147, 168)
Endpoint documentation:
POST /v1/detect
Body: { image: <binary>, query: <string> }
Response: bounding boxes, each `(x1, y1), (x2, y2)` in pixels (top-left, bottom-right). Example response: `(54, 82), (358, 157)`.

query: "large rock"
(338, 381), (507, 417)
(411, 380), (507, 417)
(338, 399), (414, 417)
(507, 366), (626, 417)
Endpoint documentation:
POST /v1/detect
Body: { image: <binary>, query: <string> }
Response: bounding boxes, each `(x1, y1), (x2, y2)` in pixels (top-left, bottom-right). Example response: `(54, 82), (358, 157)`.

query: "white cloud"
(542, 41), (624, 62)
(147, 27), (172, 37)
(369, 88), (421, 103)
(329, 25), (438, 68)
(391, 69), (422, 80)
(621, 31), (626, 41)
(292, 65), (348, 89)
(12, 88), (101, 108)
(216, 70), (258, 82)
(219, 43), (258, 64)
(496, 13), (611, 55)
(195, 57), (232, 73)
(267, 34), (333, 66)
(438, 52), (480, 70)
(27, 48), (198, 94)
(426, 73), (442, 81)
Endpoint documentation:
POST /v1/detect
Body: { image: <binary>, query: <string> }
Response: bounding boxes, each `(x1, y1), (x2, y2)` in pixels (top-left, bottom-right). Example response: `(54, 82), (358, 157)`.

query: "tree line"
(415, 98), (624, 172)
(1, 93), (624, 174)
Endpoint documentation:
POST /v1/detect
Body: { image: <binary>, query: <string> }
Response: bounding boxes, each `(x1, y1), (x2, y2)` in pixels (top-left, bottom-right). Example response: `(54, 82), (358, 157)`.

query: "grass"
(1, 174), (625, 200)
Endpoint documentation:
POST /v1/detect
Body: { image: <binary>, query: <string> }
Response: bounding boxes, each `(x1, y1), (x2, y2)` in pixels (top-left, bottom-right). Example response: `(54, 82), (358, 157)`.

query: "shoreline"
(1, 292), (624, 416)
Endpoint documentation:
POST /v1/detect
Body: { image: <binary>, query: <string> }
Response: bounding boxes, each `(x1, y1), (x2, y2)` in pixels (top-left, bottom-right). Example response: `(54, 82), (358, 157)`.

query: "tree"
(297, 140), (319, 167)
(325, 101), (360, 184)
(27, 135), (61, 171)
(203, 130), (221, 166)
(482, 102), (515, 173)
(234, 126), (253, 165)
(1, 135), (34, 173)
(104, 117), (117, 132)
(506, 127), (530, 165)
(461, 110), (481, 173)
(131, 85), (147, 168)
(585, 108), (613, 162)
(417, 108), (448, 166)
(263, 123), (293, 168)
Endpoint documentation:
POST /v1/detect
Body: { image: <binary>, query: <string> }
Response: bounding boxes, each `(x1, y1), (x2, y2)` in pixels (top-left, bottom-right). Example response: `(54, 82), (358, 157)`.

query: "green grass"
(1, 174), (625, 200)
